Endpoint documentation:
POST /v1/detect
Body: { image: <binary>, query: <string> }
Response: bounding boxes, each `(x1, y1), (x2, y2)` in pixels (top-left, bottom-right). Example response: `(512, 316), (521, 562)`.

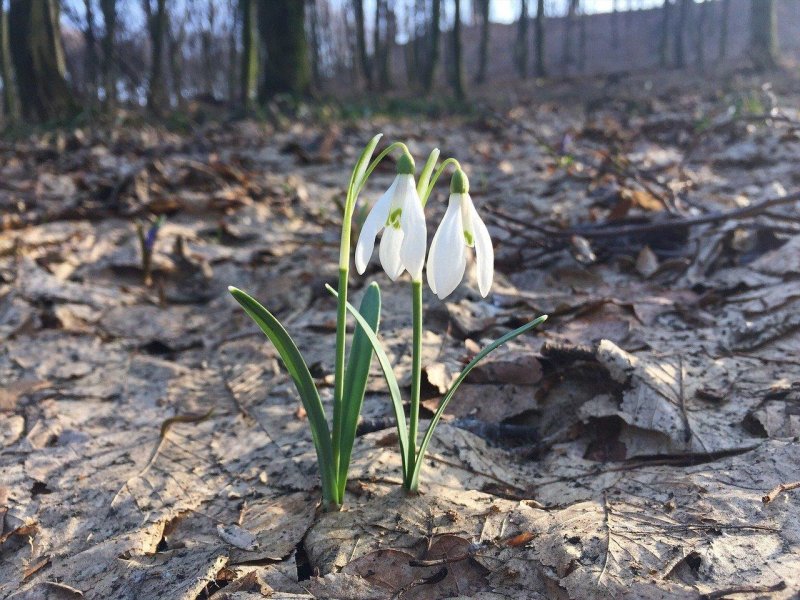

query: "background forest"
(0, 0), (795, 126)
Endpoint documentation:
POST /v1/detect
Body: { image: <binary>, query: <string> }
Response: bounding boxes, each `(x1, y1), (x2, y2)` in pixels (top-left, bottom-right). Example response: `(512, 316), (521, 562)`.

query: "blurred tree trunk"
(513, 0), (528, 78)
(201, 1), (216, 96)
(8, 0), (77, 123)
(257, 0), (310, 99)
(562, 0), (578, 75)
(674, 0), (689, 68)
(372, 0), (382, 89)
(167, 7), (186, 107)
(377, 1), (394, 90)
(578, 4), (587, 71)
(474, 0), (490, 84)
(750, 0), (778, 70)
(420, 0), (440, 94)
(533, 0), (545, 77)
(145, 0), (168, 113)
(240, 0), (258, 109)
(353, 0), (372, 90)
(658, 0), (670, 67)
(695, 0), (708, 70)
(717, 0), (730, 62)
(611, 0), (620, 48)
(83, 0), (98, 100)
(0, 4), (20, 123)
(450, 0), (464, 99)
(309, 0), (321, 89)
(100, 0), (117, 105)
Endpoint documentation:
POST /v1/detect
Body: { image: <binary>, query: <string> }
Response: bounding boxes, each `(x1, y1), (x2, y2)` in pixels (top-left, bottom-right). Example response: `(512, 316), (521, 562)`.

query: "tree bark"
(83, 0), (98, 99)
(377, 0), (394, 90)
(145, 0), (168, 113)
(450, 0), (465, 99)
(0, 4), (20, 123)
(750, 0), (778, 70)
(8, 0), (77, 123)
(240, 0), (258, 109)
(353, 0), (372, 90)
(533, 0), (545, 77)
(514, 0), (528, 78)
(420, 0), (440, 94)
(658, 0), (670, 67)
(695, 0), (708, 70)
(257, 0), (311, 99)
(717, 0), (730, 62)
(99, 0), (117, 105)
(562, 0), (578, 75)
(474, 0), (490, 84)
(674, 0), (690, 69)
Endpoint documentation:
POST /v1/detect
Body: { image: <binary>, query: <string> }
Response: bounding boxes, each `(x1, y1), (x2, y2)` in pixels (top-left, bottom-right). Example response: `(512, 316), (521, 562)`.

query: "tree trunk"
(201, 1), (216, 96)
(353, 0), (372, 90)
(674, 0), (690, 69)
(578, 3), (587, 71)
(257, 0), (310, 99)
(695, 0), (708, 70)
(750, 0), (778, 70)
(420, 0), (440, 94)
(474, 0), (490, 84)
(83, 0), (98, 100)
(166, 8), (186, 107)
(378, 1), (394, 90)
(717, 0), (730, 62)
(8, 0), (77, 123)
(309, 0), (321, 89)
(145, 0), (167, 113)
(450, 0), (464, 99)
(533, 0), (545, 77)
(0, 4), (20, 123)
(658, 0), (670, 67)
(513, 0), (528, 78)
(611, 0), (620, 49)
(240, 0), (258, 109)
(562, 0), (578, 75)
(99, 0), (117, 105)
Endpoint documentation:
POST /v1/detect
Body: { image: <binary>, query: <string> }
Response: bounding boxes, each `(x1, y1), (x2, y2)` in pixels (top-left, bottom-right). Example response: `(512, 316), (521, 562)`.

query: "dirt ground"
(2, 72), (800, 599)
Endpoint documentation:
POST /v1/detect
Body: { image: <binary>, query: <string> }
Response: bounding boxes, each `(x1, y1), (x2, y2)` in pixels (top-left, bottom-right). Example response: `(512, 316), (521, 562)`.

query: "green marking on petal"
(386, 207), (403, 229)
(463, 230), (474, 246)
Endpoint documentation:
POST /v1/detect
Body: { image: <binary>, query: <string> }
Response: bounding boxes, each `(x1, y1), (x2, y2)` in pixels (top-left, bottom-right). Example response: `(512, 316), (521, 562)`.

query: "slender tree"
(578, 2), (587, 71)
(420, 0), (441, 94)
(82, 0), (98, 99)
(695, 0), (709, 70)
(99, 0), (117, 104)
(240, 0), (257, 109)
(144, 0), (168, 113)
(0, 1), (20, 123)
(450, 0), (464, 99)
(353, 0), (372, 90)
(309, 0), (322, 88)
(658, 0), (670, 67)
(750, 0), (778, 70)
(562, 0), (579, 75)
(474, 0), (490, 84)
(717, 0), (730, 62)
(8, 0), (77, 122)
(674, 0), (690, 69)
(258, 0), (311, 98)
(533, 0), (545, 77)
(377, 0), (394, 90)
(513, 0), (528, 78)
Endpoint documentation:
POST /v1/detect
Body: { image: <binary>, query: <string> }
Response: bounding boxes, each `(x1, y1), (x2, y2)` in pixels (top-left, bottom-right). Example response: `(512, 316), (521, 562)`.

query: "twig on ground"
(762, 481), (800, 504)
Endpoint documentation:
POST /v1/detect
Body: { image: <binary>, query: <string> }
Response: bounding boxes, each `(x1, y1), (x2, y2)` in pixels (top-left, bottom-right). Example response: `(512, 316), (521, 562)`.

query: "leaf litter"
(2, 73), (800, 598)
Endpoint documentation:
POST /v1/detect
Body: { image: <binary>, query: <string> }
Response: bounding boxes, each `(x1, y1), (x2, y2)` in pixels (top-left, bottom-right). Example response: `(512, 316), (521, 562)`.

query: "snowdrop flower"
(355, 152), (426, 281)
(426, 169), (493, 299)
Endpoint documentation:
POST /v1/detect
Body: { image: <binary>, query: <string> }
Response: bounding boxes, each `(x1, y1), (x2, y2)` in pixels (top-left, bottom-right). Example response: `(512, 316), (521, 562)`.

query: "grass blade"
(325, 284), (409, 477)
(408, 315), (548, 490)
(228, 286), (337, 506)
(336, 282), (381, 500)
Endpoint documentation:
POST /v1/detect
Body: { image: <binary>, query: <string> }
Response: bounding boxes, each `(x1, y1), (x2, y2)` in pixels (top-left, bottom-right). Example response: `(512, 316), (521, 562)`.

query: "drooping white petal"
(354, 177), (398, 274)
(397, 175), (427, 281)
(379, 225), (405, 280)
(468, 197), (494, 297)
(426, 195), (466, 300)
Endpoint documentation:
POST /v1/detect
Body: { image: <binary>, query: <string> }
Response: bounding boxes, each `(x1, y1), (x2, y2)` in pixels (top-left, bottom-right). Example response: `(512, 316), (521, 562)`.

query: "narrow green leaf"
(348, 133), (383, 204)
(336, 282), (381, 499)
(408, 315), (548, 490)
(228, 286), (337, 506)
(325, 284), (409, 476)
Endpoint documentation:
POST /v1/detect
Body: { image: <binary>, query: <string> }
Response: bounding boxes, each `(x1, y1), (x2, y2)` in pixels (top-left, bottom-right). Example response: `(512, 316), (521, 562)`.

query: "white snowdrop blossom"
(426, 169), (493, 300)
(355, 154), (426, 281)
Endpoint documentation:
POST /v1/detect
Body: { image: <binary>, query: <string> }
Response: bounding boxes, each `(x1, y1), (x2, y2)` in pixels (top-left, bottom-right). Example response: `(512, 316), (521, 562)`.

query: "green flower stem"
(405, 279), (424, 489)
(354, 142), (409, 200)
(331, 266), (349, 502)
(421, 158), (461, 206)
(416, 149), (441, 199)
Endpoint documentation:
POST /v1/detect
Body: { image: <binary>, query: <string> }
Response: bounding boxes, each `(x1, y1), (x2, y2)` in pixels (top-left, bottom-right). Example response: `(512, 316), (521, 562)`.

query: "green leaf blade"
(336, 282), (382, 499)
(409, 315), (548, 490)
(228, 286), (337, 506)
(325, 284), (409, 476)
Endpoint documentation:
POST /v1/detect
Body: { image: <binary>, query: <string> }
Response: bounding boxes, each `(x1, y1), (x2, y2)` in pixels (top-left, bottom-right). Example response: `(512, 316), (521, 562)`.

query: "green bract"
(229, 135), (547, 510)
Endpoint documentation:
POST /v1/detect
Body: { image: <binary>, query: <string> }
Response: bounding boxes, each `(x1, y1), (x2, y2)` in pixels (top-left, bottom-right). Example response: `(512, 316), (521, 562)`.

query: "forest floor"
(2, 71), (800, 599)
